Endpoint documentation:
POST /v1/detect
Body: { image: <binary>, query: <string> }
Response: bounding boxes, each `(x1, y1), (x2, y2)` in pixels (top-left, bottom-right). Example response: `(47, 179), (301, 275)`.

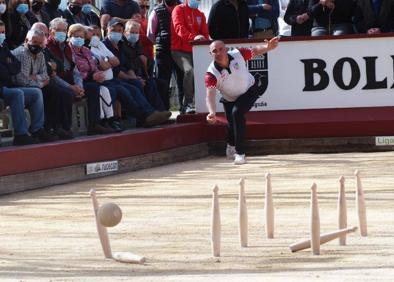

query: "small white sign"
(86, 160), (119, 175)
(375, 136), (394, 146)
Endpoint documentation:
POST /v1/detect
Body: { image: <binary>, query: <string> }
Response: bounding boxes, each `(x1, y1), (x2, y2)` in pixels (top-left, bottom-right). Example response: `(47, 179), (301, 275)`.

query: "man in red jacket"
(171, 0), (208, 114)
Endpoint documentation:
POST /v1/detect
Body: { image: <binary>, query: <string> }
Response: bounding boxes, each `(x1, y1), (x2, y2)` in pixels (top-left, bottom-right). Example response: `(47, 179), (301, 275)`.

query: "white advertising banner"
(193, 36), (394, 113)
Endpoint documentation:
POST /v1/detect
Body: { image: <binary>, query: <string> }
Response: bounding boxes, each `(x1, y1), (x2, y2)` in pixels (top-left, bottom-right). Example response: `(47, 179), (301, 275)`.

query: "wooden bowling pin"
(211, 185), (221, 257)
(265, 172), (274, 239)
(354, 170), (368, 236)
(310, 183), (320, 255)
(238, 178), (248, 247)
(89, 189), (112, 259)
(289, 226), (357, 252)
(338, 176), (347, 245)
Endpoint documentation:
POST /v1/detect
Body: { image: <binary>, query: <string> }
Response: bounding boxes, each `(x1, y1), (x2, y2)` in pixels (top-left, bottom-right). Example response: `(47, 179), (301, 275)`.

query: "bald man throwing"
(205, 38), (279, 165)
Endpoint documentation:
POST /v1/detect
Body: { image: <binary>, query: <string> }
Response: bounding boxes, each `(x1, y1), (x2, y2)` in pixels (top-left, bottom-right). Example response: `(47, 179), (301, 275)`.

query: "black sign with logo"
(248, 53), (268, 96)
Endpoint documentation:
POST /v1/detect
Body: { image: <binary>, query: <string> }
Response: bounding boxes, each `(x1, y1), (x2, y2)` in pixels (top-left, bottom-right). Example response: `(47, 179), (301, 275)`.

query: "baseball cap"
(108, 18), (124, 28)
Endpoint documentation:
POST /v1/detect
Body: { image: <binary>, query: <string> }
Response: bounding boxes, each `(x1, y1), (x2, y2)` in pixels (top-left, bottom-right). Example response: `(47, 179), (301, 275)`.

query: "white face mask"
(0, 4), (7, 14)
(90, 35), (100, 47)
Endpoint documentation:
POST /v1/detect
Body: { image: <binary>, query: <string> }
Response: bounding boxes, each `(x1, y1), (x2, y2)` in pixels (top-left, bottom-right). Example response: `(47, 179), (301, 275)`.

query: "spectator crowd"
(0, 0), (393, 146)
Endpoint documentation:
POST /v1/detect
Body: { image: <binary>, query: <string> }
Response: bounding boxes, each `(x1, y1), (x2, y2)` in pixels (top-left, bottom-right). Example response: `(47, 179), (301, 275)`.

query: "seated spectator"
(64, 0), (100, 27)
(100, 0), (140, 31)
(0, 0), (8, 26)
(100, 20), (171, 126)
(32, 22), (76, 139)
(308, 0), (356, 36)
(248, 0), (280, 38)
(81, 0), (100, 27)
(208, 0), (249, 40)
(41, 0), (63, 21)
(171, 0), (209, 114)
(30, 0), (50, 26)
(353, 0), (394, 34)
(67, 23), (116, 135)
(63, 0), (86, 26)
(121, 20), (167, 111)
(10, 28), (55, 143)
(284, 0), (312, 36)
(46, 18), (85, 97)
(0, 19), (42, 145)
(7, 0), (37, 49)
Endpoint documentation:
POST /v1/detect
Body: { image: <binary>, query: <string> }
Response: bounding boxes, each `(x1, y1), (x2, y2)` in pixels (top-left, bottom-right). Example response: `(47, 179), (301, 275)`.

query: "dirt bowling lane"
(0, 152), (393, 281)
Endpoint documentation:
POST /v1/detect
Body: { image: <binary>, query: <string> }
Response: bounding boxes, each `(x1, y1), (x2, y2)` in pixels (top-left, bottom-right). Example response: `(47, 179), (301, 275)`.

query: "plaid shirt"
(11, 45), (49, 88)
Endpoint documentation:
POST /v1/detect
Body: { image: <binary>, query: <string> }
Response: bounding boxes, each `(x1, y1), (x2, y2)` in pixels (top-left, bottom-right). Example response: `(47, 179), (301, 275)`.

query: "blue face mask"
(188, 0), (199, 9)
(70, 36), (85, 47)
(54, 31), (67, 43)
(81, 4), (91, 14)
(127, 33), (139, 44)
(108, 32), (122, 43)
(0, 33), (5, 45)
(16, 3), (29, 14)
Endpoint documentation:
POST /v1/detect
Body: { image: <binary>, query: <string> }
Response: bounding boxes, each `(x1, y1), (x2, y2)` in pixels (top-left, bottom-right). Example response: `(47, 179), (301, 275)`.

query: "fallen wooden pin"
(289, 226), (358, 253)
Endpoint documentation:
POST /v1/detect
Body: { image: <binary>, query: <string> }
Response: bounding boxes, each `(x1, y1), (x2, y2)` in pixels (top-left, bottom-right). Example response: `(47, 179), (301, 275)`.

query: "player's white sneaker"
(234, 154), (247, 165)
(226, 144), (236, 159)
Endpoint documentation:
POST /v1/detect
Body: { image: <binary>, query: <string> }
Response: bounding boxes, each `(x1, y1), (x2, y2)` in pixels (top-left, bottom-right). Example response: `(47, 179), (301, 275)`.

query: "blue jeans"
(103, 79), (155, 121)
(311, 23), (354, 36)
(2, 87), (44, 135)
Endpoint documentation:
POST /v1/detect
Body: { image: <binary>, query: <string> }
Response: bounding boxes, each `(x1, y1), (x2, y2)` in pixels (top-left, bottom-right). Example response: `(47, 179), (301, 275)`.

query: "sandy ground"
(0, 152), (394, 281)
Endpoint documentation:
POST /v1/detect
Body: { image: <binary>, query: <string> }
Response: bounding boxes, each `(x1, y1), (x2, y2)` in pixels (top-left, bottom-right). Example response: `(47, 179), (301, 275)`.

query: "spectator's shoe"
(184, 104), (196, 114)
(109, 120), (125, 132)
(226, 144), (236, 159)
(55, 128), (74, 140)
(32, 128), (58, 143)
(87, 124), (116, 135)
(143, 111), (171, 127)
(13, 134), (39, 146)
(234, 153), (247, 165)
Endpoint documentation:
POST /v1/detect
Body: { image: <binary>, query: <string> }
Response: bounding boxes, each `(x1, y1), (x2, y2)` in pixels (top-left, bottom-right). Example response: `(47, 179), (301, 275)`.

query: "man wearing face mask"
(171, 0), (209, 114)
(0, 20), (43, 146)
(104, 19), (169, 114)
(30, 0), (50, 26)
(8, 0), (38, 49)
(11, 29), (55, 142)
(32, 22), (76, 139)
(64, 0), (92, 26)
(81, 0), (100, 27)
(42, 0), (63, 21)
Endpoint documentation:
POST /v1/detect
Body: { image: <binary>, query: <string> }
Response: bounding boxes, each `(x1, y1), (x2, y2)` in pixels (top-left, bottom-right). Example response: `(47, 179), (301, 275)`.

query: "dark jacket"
(308, 0), (356, 28)
(353, 0), (394, 33)
(41, 2), (64, 21)
(7, 11), (38, 49)
(46, 36), (75, 84)
(63, 8), (100, 27)
(208, 0), (249, 39)
(284, 0), (312, 36)
(248, 0), (280, 35)
(153, 2), (171, 55)
(32, 10), (51, 26)
(0, 43), (21, 96)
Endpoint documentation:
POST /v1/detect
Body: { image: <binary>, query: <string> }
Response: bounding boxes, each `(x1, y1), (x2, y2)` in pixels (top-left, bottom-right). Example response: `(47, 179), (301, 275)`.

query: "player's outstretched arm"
(252, 37), (279, 57)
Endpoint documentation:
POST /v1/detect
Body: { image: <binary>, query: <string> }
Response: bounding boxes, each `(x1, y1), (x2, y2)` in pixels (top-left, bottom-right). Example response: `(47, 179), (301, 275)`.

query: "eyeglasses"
(140, 5), (149, 9)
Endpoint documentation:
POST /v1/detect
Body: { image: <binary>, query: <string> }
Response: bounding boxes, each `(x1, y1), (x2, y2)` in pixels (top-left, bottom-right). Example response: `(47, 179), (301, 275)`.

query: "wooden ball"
(98, 202), (122, 227)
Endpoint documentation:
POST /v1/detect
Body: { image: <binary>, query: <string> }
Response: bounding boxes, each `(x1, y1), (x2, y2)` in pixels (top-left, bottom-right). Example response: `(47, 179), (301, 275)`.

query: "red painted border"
(2, 106), (394, 177)
(0, 123), (205, 177)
